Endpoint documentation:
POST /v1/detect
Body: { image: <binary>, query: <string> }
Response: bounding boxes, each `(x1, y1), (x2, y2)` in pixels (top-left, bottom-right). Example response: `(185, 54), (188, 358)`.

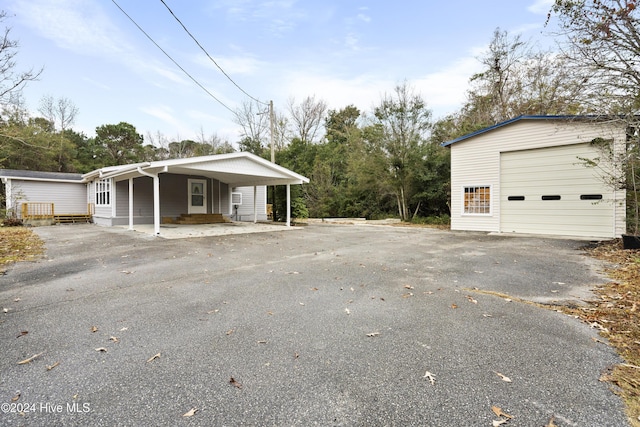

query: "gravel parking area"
(0, 223), (629, 426)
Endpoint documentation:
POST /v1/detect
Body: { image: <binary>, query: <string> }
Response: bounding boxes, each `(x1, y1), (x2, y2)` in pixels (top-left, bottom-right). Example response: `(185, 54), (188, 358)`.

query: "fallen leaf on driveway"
(545, 416), (558, 427)
(109, 336), (119, 343)
(491, 406), (513, 419)
(120, 270), (132, 274)
(466, 295), (478, 304)
(11, 392), (20, 402)
(95, 347), (107, 353)
(16, 331), (28, 338)
(229, 377), (242, 388)
(495, 372), (512, 382)
(492, 420), (509, 427)
(183, 407), (198, 417)
(404, 285), (414, 290)
(451, 304), (458, 309)
(18, 352), (43, 364)
(226, 329), (235, 335)
(423, 371), (435, 385)
(402, 293), (414, 298)
(90, 326), (98, 333)
(147, 353), (161, 363)
(366, 332), (380, 337)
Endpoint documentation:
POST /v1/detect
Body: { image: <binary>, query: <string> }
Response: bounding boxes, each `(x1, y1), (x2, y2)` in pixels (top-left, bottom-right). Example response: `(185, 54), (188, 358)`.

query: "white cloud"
(10, 0), (126, 57)
(414, 55), (483, 118)
(140, 105), (192, 136)
(527, 0), (554, 15)
(193, 54), (264, 75)
(357, 13), (371, 23)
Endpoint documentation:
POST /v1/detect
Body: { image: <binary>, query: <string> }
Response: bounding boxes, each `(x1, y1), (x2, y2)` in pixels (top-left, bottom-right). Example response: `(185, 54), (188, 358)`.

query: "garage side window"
(95, 178), (112, 207)
(463, 186), (491, 215)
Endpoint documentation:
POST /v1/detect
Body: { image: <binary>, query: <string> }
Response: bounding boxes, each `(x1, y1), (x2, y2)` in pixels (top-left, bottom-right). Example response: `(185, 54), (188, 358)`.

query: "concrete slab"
(109, 221), (301, 239)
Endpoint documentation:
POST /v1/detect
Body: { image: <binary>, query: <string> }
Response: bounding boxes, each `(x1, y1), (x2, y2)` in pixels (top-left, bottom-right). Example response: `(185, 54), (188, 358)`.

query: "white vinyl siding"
(450, 119), (626, 237)
(500, 143), (617, 238)
(9, 180), (87, 218)
(232, 186), (268, 221)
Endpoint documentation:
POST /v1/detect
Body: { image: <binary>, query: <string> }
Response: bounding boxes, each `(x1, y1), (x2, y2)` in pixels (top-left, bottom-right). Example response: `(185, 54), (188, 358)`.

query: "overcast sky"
(5, 0), (556, 144)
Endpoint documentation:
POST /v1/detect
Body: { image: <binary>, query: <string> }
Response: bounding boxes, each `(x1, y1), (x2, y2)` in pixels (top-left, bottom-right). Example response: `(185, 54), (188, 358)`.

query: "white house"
(1, 152), (309, 235)
(442, 115), (627, 239)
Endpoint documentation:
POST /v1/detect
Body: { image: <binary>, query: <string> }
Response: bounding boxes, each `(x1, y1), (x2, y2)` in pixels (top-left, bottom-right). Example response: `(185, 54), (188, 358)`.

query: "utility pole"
(269, 100), (275, 163)
(269, 100), (277, 221)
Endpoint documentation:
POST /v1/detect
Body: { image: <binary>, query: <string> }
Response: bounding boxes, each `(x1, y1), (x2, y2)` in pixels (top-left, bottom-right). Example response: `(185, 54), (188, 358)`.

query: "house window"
(463, 186), (491, 215)
(95, 179), (112, 206)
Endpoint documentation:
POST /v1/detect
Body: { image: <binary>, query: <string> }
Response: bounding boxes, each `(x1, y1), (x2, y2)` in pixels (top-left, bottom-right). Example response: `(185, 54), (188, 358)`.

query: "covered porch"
(82, 152), (309, 236)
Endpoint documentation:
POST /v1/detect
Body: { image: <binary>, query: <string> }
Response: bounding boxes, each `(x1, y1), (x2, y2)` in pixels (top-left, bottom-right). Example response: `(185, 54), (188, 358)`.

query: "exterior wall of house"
(92, 174), (244, 225)
(450, 119), (626, 237)
(231, 186), (268, 221)
(9, 179), (87, 218)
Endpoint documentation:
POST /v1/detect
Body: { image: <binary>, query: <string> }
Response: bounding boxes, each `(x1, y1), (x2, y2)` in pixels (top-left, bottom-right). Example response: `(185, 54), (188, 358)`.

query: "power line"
(110, 0), (236, 114)
(159, 0), (267, 106)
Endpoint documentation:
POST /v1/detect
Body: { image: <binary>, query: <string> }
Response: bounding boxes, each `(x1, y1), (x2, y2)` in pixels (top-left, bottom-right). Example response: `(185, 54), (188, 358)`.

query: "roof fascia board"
(0, 176), (84, 183)
(441, 115), (604, 147)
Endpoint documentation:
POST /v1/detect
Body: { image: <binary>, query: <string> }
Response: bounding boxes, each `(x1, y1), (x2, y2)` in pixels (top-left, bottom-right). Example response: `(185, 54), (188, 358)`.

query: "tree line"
(1, 1), (639, 222)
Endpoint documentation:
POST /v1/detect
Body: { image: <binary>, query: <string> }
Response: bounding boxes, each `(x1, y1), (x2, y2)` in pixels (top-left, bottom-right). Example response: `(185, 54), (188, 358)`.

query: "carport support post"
(253, 186), (257, 224)
(286, 184), (291, 227)
(128, 178), (134, 231)
(137, 167), (162, 236)
(152, 175), (160, 235)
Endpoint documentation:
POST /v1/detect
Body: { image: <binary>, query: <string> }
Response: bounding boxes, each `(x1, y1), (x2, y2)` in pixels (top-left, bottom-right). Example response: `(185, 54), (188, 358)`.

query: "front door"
(188, 179), (207, 214)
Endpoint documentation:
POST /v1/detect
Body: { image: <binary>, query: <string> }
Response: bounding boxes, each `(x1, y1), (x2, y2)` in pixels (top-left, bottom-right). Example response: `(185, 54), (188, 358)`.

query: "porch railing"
(21, 202), (54, 220)
(20, 202), (95, 223)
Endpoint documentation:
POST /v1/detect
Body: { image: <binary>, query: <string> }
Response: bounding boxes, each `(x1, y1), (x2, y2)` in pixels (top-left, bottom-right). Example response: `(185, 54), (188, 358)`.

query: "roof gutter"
(98, 163), (151, 180)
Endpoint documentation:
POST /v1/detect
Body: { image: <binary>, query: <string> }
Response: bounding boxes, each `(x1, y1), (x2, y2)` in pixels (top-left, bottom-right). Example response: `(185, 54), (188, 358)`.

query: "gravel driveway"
(0, 223), (629, 426)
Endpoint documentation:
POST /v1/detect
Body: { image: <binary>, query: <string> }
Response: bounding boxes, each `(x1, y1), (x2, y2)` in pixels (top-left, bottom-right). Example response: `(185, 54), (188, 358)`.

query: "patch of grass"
(0, 227), (45, 272)
(411, 214), (451, 226)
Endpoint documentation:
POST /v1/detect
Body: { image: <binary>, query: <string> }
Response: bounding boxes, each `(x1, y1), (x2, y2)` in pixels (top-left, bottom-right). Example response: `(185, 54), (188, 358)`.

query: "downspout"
(137, 166), (166, 236)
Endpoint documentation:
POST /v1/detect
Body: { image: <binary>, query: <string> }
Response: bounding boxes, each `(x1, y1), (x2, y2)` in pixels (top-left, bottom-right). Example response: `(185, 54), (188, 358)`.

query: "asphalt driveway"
(0, 223), (629, 426)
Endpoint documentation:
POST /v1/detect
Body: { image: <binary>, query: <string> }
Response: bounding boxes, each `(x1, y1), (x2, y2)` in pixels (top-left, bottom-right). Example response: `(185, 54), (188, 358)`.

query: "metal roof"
(441, 115), (607, 147)
(0, 169), (83, 181)
(81, 152), (310, 186)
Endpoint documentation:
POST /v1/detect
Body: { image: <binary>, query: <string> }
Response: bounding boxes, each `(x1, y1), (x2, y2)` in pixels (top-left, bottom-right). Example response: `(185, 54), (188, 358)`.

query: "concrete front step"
(163, 213), (231, 225)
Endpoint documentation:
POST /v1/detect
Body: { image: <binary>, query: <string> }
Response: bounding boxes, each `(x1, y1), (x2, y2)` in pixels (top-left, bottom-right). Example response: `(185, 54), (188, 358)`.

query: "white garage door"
(500, 143), (614, 238)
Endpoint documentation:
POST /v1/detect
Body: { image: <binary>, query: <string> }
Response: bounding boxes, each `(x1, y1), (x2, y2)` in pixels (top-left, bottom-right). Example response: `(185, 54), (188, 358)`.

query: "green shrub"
(2, 217), (23, 227)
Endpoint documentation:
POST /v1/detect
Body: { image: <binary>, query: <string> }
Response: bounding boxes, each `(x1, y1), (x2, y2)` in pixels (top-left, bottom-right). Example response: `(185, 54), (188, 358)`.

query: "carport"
(82, 152), (309, 235)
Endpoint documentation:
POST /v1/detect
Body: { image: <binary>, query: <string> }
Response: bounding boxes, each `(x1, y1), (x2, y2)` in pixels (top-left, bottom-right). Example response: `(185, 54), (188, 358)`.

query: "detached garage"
(443, 116), (627, 239)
